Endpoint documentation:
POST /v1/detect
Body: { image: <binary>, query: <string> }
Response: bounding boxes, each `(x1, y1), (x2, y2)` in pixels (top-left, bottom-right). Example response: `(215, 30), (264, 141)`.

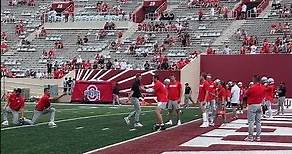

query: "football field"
(1, 103), (201, 154)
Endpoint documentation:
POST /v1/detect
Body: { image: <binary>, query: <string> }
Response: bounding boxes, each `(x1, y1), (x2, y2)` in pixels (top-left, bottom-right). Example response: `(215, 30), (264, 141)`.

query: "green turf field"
(1, 103), (202, 154)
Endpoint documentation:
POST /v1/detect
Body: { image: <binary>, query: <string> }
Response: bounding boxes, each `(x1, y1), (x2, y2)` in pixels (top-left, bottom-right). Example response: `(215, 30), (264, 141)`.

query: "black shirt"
(113, 86), (120, 95)
(185, 86), (191, 94)
(131, 80), (142, 98)
(277, 86), (286, 97)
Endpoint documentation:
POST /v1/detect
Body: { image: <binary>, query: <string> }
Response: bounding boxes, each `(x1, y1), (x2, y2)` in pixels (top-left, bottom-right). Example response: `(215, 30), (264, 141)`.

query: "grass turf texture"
(1, 103), (201, 154)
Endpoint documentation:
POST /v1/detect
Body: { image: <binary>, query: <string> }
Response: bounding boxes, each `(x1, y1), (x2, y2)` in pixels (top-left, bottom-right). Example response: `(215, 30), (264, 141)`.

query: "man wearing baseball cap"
(2, 88), (25, 126)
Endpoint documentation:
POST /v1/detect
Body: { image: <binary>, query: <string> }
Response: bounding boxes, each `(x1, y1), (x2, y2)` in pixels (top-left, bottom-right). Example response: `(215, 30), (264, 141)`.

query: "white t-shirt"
(230, 84), (240, 104)
(242, 4), (247, 12)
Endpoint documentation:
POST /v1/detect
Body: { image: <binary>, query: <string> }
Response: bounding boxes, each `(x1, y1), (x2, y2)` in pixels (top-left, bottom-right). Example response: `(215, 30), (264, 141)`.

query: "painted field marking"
(83, 118), (203, 154)
(76, 127), (84, 130)
(102, 128), (110, 131)
(162, 150), (292, 154)
(1, 110), (154, 131)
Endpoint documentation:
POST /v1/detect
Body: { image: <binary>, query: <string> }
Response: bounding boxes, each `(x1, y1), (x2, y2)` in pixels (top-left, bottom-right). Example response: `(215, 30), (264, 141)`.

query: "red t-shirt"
(153, 81), (168, 103)
(265, 84), (275, 101)
(246, 83), (265, 104)
(8, 93), (25, 111)
(217, 85), (226, 102)
(198, 83), (205, 102)
(206, 81), (216, 101)
(36, 94), (50, 111)
(167, 81), (182, 101)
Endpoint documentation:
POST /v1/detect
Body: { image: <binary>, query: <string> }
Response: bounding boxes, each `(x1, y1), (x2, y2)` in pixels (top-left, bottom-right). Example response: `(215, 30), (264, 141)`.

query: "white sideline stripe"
(89, 70), (103, 81)
(83, 118), (203, 154)
(162, 150), (292, 154)
(96, 69), (111, 81)
(24, 108), (94, 113)
(1, 110), (154, 131)
(108, 70), (129, 81)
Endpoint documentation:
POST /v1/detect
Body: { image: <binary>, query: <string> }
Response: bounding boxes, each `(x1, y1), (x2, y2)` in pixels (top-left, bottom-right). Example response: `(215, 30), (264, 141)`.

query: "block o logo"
(84, 85), (100, 101)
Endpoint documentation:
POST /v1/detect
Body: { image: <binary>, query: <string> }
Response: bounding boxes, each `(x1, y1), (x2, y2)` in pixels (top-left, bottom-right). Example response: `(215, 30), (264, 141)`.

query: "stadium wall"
(180, 56), (200, 103)
(200, 54), (292, 97)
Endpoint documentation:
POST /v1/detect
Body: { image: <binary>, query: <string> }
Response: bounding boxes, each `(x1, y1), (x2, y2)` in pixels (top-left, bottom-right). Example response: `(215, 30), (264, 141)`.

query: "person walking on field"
(276, 82), (286, 115)
(245, 75), (265, 142)
(183, 83), (195, 108)
(124, 73), (144, 127)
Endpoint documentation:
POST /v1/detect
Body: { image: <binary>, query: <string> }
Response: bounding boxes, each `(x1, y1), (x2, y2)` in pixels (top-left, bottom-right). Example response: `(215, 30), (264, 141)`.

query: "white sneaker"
(165, 120), (173, 125)
(209, 122), (215, 126)
(134, 122), (143, 127)
(124, 117), (130, 125)
(177, 120), (182, 125)
(48, 122), (57, 127)
(2, 120), (9, 126)
(200, 122), (209, 128)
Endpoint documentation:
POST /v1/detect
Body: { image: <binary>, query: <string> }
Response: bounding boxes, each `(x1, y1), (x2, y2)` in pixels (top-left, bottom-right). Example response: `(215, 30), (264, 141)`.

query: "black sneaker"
(153, 124), (160, 131)
(160, 125), (166, 130)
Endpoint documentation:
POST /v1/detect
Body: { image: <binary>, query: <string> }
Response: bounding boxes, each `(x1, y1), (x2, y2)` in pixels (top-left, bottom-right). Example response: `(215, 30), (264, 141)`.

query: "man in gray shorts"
(165, 74), (182, 125)
(124, 73), (144, 127)
(277, 82), (286, 115)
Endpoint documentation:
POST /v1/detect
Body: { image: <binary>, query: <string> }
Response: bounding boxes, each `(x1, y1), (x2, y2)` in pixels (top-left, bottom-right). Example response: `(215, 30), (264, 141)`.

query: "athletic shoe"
(124, 117), (130, 125)
(209, 122), (215, 127)
(165, 120), (173, 125)
(160, 124), (166, 130)
(2, 120), (8, 126)
(177, 120), (182, 126)
(244, 136), (254, 142)
(255, 136), (261, 142)
(200, 122), (209, 128)
(134, 122), (143, 127)
(48, 122), (57, 128)
(153, 124), (160, 131)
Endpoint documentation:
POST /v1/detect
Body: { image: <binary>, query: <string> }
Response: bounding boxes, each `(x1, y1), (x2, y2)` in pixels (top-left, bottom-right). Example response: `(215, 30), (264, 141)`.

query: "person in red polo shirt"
(146, 75), (168, 131)
(245, 75), (265, 142)
(165, 74), (182, 125)
(202, 75), (217, 127)
(2, 88), (25, 126)
(31, 88), (56, 127)
(263, 78), (276, 118)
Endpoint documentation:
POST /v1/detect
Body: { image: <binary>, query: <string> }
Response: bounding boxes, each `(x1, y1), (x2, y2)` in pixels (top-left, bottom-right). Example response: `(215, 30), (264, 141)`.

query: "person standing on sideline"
(245, 75), (265, 142)
(264, 78), (276, 118)
(276, 82), (286, 115)
(63, 77), (68, 94)
(124, 73), (144, 127)
(145, 75), (168, 131)
(2, 88), (25, 126)
(67, 77), (73, 95)
(112, 82), (121, 106)
(30, 88), (57, 127)
(165, 74), (182, 125)
(230, 81), (241, 118)
(202, 75), (217, 127)
(183, 83), (194, 108)
(198, 74), (208, 127)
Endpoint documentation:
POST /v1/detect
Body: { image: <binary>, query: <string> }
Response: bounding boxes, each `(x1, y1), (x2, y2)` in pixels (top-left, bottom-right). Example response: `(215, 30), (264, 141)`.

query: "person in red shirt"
(146, 75), (168, 131)
(215, 80), (227, 124)
(2, 88), (25, 126)
(202, 75), (217, 127)
(245, 75), (265, 142)
(165, 74), (182, 125)
(263, 78), (276, 118)
(31, 88), (56, 127)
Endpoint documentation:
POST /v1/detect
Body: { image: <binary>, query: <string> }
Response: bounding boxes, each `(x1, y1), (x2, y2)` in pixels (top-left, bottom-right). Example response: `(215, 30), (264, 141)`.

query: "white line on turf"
(76, 127), (84, 130)
(102, 128), (109, 131)
(83, 118), (203, 154)
(1, 110), (154, 131)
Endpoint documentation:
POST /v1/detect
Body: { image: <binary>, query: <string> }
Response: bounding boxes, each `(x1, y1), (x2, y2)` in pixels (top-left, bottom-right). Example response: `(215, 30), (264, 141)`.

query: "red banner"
(71, 81), (113, 103)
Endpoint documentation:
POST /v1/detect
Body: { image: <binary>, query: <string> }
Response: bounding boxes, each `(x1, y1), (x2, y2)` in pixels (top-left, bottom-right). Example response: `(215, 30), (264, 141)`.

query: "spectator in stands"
(113, 59), (120, 69)
(198, 9), (204, 21)
(106, 59), (113, 69)
(144, 61), (150, 70)
(83, 36), (89, 44)
(223, 45), (231, 54)
(55, 40), (63, 49)
(241, 3), (247, 19)
(206, 46), (214, 54)
(77, 36), (83, 45)
(160, 58), (169, 70)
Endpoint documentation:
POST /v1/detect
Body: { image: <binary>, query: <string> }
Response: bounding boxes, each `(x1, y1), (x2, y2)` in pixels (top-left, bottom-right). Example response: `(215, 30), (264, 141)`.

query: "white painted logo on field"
(180, 116), (292, 148)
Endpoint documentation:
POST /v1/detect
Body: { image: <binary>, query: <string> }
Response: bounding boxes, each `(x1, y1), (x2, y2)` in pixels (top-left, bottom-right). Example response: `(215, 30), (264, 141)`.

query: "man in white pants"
(30, 88), (57, 128)
(230, 82), (241, 118)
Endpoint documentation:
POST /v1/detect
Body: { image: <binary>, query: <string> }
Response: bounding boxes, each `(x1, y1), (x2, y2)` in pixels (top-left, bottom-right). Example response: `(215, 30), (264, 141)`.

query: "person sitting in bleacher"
(55, 40), (64, 49)
(77, 36), (84, 45)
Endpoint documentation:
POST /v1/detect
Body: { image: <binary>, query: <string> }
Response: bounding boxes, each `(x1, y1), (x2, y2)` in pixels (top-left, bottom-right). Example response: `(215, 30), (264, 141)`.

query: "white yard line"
(1, 110), (154, 131)
(83, 118), (203, 154)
